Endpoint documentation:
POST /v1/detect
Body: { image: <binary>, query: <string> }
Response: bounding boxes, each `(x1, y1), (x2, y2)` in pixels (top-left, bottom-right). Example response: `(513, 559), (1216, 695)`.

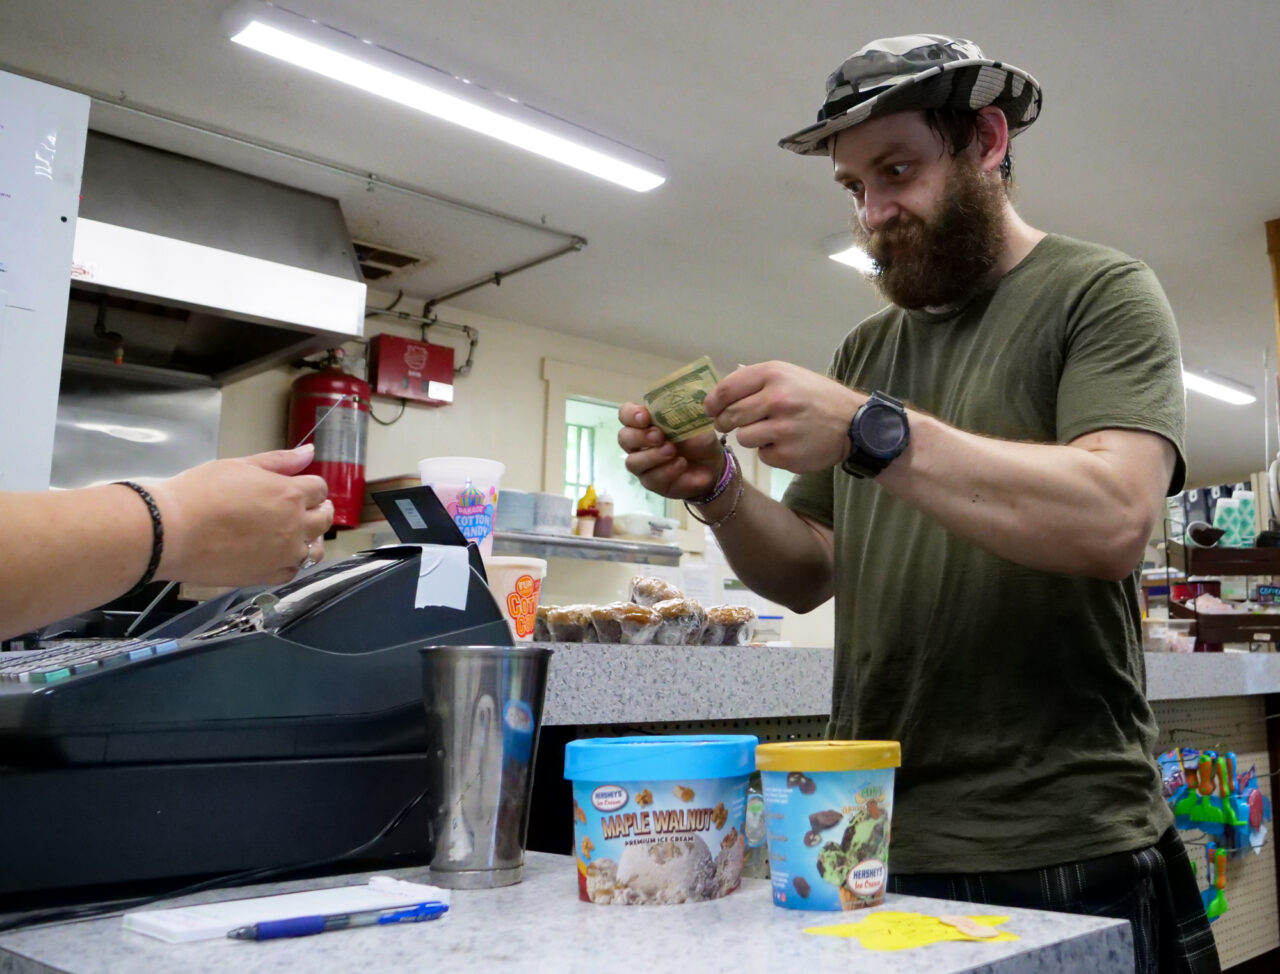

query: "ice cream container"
(482, 556), (547, 642)
(418, 457), (505, 556)
(564, 735), (757, 905)
(755, 740), (901, 911)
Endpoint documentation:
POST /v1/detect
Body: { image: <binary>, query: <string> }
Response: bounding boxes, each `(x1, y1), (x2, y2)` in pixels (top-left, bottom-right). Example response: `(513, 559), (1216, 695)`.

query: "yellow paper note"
(804, 911), (1018, 951)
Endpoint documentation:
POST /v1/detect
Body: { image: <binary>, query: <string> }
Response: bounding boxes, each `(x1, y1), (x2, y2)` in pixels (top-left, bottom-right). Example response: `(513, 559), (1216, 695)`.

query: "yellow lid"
(755, 740), (901, 772)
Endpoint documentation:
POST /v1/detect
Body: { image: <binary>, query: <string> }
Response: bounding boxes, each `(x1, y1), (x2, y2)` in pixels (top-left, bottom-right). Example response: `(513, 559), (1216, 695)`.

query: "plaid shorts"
(888, 827), (1219, 974)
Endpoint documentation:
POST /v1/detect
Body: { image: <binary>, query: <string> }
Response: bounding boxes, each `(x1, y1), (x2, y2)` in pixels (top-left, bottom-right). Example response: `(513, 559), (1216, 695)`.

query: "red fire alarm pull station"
(368, 334), (455, 405)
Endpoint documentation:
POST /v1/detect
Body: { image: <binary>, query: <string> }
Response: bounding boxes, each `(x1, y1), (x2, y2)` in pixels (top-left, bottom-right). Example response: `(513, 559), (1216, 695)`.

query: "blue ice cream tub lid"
(565, 735), (757, 781)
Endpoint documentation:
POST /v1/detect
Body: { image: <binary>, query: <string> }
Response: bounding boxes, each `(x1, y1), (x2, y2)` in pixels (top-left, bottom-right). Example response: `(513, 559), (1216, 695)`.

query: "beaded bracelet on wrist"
(115, 481), (164, 597)
(684, 438), (744, 530)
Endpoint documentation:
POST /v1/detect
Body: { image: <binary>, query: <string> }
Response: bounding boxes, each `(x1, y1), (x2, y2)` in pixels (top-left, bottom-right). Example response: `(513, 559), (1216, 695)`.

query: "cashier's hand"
(148, 444), (334, 587)
(704, 362), (864, 473)
(618, 404), (725, 500)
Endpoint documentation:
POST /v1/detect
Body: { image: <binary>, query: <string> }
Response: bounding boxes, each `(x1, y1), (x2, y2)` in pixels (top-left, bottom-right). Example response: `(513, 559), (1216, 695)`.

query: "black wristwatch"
(842, 390), (910, 479)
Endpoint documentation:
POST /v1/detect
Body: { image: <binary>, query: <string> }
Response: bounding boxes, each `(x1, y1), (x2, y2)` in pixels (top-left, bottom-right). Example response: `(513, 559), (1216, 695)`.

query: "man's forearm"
(878, 414), (1171, 580)
(692, 479), (835, 612)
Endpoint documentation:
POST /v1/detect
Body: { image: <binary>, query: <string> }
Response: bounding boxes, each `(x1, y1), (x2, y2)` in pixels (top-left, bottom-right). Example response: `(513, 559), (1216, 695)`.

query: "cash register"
(0, 488), (511, 898)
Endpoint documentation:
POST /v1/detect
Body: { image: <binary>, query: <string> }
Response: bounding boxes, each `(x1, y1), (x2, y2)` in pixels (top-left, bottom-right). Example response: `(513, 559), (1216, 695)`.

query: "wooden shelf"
(1167, 541), (1280, 576)
(1170, 599), (1280, 643)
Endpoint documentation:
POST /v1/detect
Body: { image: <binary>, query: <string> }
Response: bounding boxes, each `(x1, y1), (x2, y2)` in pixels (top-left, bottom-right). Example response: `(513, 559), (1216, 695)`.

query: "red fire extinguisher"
(286, 366), (371, 529)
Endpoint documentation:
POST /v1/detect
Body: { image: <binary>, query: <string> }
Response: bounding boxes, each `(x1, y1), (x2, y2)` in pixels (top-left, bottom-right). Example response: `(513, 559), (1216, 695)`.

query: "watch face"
(860, 404), (906, 457)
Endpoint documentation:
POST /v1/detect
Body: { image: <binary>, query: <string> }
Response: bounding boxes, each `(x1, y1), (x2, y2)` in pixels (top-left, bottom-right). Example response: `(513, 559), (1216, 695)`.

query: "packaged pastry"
(651, 598), (707, 645)
(546, 604), (595, 642)
(629, 575), (684, 607)
(534, 605), (553, 642)
(590, 601), (661, 644)
(702, 605), (757, 646)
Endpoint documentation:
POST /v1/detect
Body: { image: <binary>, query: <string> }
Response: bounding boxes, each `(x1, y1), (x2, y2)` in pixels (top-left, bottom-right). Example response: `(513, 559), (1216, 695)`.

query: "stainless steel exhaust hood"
(65, 132), (366, 383)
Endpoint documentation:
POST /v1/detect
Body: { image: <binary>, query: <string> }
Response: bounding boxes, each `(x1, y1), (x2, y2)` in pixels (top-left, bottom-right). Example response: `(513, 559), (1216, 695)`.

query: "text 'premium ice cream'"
(564, 735), (757, 905)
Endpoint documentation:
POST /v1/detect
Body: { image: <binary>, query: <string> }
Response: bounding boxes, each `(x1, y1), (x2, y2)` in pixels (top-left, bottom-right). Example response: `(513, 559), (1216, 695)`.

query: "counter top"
(1144, 649), (1280, 699)
(541, 644), (1280, 726)
(0, 853), (1131, 974)
(542, 643), (831, 725)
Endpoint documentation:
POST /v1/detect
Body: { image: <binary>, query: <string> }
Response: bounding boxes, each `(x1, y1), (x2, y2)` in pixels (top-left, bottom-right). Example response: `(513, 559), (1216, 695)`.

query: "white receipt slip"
(123, 876), (450, 943)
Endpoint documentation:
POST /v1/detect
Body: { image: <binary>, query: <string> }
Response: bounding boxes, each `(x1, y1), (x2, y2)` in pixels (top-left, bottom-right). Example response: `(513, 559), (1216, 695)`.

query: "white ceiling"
(5, 0), (1280, 487)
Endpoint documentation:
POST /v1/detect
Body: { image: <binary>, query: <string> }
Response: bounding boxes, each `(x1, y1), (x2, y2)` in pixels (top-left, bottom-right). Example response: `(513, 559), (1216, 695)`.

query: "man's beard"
(852, 161), (1006, 310)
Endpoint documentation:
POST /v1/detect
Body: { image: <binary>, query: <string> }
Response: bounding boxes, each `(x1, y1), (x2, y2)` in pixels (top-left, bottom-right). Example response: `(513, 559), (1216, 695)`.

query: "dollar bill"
(643, 355), (722, 441)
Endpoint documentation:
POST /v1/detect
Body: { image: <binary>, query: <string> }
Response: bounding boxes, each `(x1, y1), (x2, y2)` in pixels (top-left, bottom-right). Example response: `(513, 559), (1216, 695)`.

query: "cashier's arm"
(0, 446), (333, 641)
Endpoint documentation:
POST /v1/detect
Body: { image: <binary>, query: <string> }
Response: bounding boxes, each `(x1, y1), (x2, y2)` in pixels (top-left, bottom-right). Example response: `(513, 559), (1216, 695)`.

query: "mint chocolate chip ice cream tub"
(756, 741), (901, 911)
(564, 735), (757, 905)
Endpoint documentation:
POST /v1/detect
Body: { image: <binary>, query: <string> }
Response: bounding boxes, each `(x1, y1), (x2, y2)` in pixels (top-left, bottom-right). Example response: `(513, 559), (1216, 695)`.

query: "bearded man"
(619, 35), (1216, 974)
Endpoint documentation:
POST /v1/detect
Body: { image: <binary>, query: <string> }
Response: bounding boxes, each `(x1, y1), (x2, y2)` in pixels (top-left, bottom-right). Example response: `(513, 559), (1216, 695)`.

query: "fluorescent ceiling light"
(823, 231), (876, 274)
(226, 6), (665, 192)
(1182, 369), (1256, 406)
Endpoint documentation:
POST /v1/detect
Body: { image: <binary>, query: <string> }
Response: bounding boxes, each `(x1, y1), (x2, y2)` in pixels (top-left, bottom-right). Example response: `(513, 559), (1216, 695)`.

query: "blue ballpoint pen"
(227, 901), (448, 941)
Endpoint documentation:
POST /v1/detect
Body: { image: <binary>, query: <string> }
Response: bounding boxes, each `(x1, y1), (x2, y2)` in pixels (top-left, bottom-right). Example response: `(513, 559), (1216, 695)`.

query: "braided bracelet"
(684, 441), (745, 530)
(684, 476), (745, 530)
(115, 481), (164, 597)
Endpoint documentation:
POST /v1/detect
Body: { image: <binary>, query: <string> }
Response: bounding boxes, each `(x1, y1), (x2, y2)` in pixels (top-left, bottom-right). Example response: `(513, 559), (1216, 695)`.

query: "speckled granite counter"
(541, 644), (1280, 725)
(541, 643), (832, 724)
(0, 853), (1132, 974)
(1145, 650), (1280, 700)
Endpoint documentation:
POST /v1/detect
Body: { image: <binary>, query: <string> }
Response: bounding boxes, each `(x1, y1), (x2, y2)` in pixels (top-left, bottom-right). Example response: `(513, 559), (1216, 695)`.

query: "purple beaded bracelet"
(691, 437), (736, 506)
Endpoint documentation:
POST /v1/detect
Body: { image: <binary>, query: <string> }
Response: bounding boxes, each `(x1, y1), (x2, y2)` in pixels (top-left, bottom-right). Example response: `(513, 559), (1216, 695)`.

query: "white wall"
(217, 294), (836, 648)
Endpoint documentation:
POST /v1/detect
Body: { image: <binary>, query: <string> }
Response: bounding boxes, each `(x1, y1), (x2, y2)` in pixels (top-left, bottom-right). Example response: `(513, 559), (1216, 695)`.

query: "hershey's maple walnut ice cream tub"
(756, 741), (901, 911)
(564, 735), (757, 905)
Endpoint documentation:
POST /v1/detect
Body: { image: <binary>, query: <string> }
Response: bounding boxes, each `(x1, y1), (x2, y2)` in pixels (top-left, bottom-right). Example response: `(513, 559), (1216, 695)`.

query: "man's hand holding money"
(704, 361), (863, 473)
(619, 356), (729, 500)
(622, 357), (867, 498)
(618, 404), (725, 501)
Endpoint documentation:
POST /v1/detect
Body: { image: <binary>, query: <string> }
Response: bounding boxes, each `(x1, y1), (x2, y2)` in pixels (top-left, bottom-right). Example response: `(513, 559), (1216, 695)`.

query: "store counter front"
(532, 645), (1279, 971)
(0, 852), (1132, 974)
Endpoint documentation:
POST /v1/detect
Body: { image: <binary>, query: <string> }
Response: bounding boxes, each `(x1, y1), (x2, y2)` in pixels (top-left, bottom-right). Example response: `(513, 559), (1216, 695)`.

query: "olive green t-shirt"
(783, 234), (1186, 874)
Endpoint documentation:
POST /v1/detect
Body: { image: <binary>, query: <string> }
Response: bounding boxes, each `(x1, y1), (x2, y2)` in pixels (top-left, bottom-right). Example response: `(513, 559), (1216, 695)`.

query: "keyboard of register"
(0, 638), (181, 685)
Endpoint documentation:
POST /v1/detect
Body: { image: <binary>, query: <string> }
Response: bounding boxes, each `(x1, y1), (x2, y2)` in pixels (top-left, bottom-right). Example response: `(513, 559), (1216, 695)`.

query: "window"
(769, 466), (794, 502)
(564, 397), (666, 516)
(564, 418), (595, 502)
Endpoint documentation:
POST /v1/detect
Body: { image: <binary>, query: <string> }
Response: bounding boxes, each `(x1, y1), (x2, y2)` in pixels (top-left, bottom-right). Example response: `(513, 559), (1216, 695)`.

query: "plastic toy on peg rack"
(1158, 747), (1272, 859)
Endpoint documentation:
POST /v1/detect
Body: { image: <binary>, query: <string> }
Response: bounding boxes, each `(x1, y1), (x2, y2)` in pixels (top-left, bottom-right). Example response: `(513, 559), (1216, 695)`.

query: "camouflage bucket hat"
(779, 34), (1042, 156)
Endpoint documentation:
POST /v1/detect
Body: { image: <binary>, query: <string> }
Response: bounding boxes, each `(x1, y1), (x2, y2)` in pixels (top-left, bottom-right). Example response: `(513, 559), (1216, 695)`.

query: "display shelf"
(1167, 541), (1280, 576)
(1163, 541), (1280, 650)
(1169, 600), (1280, 644)
(491, 530), (681, 566)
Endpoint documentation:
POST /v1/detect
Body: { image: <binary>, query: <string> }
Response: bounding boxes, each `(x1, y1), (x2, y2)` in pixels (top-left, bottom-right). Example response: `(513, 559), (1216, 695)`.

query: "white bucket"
(482, 556), (547, 642)
(419, 457), (506, 556)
